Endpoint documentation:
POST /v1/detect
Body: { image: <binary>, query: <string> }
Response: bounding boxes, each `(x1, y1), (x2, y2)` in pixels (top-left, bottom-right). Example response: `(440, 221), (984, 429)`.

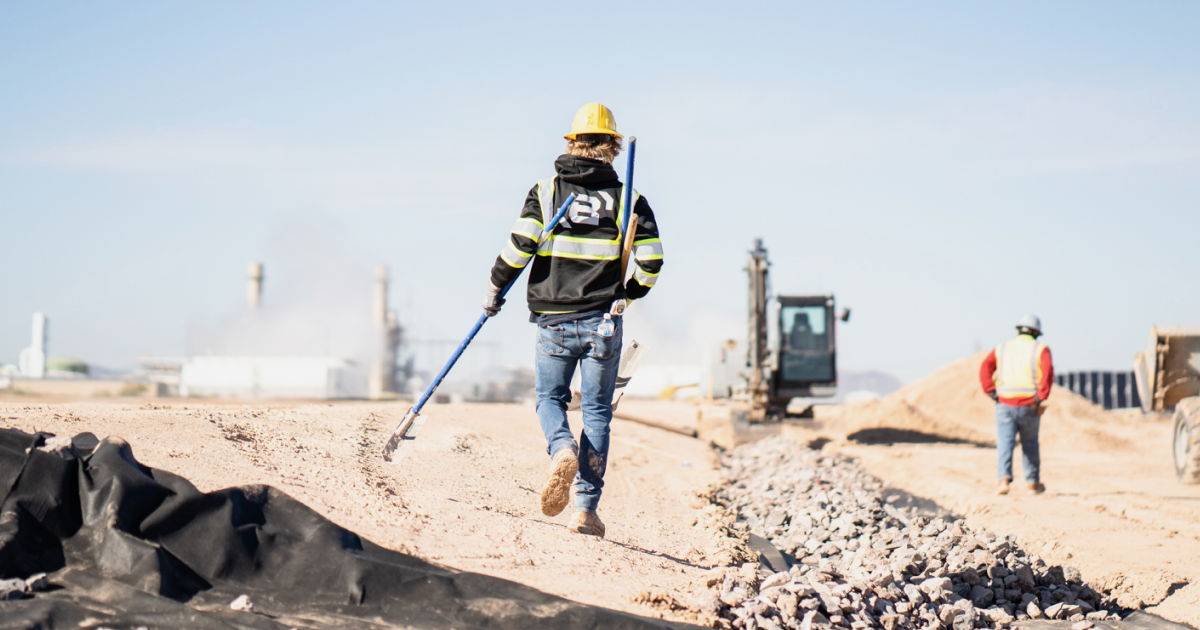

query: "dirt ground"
(5, 358), (1198, 629)
(774, 352), (1200, 628)
(830, 423), (1200, 626)
(0, 396), (721, 625)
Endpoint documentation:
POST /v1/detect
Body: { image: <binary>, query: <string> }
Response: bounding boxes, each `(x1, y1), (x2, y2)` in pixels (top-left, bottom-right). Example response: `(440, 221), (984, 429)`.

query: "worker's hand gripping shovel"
(382, 194), (577, 462)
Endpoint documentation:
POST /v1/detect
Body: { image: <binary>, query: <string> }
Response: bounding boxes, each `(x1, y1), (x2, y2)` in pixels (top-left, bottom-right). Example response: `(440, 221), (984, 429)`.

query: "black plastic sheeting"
(0, 428), (693, 629)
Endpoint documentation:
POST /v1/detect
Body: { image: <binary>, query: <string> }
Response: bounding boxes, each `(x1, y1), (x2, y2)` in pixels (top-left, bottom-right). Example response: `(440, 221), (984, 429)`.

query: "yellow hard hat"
(565, 103), (622, 140)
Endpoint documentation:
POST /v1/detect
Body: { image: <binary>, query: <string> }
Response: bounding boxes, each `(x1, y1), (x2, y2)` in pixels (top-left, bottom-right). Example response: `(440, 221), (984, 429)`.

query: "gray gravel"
(693, 436), (1118, 630)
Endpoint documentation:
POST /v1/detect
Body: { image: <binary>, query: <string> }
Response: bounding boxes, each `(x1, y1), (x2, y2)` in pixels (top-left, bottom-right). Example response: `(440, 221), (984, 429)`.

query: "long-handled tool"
(613, 410), (698, 438)
(567, 338), (647, 412)
(611, 339), (646, 410)
(619, 137), (638, 279)
(382, 193), (576, 462)
(620, 211), (640, 281)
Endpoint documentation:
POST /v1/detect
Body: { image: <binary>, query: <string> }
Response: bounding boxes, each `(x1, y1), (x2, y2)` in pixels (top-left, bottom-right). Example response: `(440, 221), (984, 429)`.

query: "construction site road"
(4, 383), (1199, 628)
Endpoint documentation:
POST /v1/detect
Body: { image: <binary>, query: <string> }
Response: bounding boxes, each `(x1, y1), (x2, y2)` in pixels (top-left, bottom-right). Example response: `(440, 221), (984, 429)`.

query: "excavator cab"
(768, 296), (839, 403)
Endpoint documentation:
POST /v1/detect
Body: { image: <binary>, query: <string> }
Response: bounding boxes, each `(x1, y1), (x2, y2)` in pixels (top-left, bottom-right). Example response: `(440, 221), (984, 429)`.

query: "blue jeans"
(534, 315), (622, 513)
(995, 403), (1041, 483)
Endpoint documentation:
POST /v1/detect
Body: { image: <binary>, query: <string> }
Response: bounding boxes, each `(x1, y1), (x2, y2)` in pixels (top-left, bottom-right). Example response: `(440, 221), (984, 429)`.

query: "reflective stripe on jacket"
(534, 176), (636, 261)
(488, 154), (663, 314)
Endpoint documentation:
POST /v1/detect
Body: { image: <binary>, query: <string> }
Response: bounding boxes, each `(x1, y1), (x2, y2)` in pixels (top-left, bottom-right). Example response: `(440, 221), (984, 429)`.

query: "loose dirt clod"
(24, 573), (49, 592)
(0, 578), (26, 600)
(230, 594), (254, 612)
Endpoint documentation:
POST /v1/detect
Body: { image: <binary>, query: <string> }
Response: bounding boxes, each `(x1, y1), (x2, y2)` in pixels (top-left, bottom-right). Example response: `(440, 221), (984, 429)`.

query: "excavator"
(708, 239), (849, 422)
(1133, 326), (1200, 483)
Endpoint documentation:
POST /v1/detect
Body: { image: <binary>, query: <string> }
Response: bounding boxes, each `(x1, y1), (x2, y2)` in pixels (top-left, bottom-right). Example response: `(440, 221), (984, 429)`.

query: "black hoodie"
(489, 155), (663, 315)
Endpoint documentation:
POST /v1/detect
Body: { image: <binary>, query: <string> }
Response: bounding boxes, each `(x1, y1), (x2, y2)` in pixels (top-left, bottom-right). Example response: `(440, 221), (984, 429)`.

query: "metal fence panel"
(1054, 371), (1139, 410)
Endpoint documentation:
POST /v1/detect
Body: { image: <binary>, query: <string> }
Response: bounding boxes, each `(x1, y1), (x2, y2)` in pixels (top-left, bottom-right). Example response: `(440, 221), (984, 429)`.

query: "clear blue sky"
(2, 2), (1198, 382)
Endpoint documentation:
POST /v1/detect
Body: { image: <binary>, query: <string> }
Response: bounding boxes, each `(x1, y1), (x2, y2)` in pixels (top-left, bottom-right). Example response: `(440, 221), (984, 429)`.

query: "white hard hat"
(1016, 314), (1042, 333)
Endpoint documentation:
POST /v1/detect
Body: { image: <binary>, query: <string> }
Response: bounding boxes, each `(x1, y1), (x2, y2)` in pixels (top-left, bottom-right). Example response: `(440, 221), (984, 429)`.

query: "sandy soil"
(0, 396), (721, 625)
(831, 429), (1200, 625)
(6, 350), (1197, 628)
(778, 352), (1200, 627)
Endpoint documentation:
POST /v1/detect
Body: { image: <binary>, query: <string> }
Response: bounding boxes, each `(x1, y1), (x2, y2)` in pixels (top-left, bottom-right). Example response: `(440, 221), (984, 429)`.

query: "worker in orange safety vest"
(980, 314), (1054, 495)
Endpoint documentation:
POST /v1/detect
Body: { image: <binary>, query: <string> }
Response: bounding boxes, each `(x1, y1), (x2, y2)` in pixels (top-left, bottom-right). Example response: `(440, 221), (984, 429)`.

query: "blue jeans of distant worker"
(534, 315), (622, 514)
(995, 402), (1041, 483)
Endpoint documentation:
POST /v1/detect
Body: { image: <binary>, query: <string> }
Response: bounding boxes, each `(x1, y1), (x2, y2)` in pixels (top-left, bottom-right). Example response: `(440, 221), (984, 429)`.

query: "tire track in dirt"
(355, 411), (408, 514)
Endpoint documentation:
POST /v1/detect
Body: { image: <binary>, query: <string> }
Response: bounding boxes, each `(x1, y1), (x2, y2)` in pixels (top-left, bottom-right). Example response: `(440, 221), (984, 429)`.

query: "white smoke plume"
(187, 224), (381, 366)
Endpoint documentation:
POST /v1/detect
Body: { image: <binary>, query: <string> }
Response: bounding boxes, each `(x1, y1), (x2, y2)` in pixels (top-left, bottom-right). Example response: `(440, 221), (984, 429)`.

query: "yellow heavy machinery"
(1133, 326), (1200, 482)
(709, 239), (850, 422)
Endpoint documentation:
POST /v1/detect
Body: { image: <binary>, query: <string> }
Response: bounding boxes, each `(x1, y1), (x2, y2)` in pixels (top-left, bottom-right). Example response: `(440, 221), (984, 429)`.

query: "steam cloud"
(187, 224), (383, 367)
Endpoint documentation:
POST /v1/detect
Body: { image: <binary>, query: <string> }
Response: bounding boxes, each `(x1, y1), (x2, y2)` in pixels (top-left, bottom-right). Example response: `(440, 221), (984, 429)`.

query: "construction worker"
(979, 315), (1054, 495)
(483, 103), (663, 537)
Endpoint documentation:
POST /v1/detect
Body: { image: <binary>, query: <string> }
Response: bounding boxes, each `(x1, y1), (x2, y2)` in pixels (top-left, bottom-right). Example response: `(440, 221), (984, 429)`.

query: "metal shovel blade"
(382, 407), (428, 463)
(612, 339), (647, 411)
(564, 339), (646, 412)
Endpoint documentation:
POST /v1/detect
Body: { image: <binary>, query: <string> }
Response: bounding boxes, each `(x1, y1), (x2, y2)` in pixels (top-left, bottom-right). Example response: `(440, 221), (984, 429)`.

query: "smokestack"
(369, 266), (400, 399)
(373, 266), (388, 327)
(247, 263), (264, 313)
(18, 312), (48, 378)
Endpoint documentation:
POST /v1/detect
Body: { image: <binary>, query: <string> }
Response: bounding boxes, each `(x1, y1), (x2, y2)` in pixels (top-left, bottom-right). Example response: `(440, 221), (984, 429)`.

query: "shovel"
(382, 193), (576, 462)
(567, 139), (645, 410)
(567, 339), (647, 412)
(619, 137), (638, 280)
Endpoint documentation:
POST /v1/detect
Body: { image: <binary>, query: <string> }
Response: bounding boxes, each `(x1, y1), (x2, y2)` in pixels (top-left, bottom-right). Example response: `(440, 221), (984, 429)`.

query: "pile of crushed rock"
(690, 436), (1120, 630)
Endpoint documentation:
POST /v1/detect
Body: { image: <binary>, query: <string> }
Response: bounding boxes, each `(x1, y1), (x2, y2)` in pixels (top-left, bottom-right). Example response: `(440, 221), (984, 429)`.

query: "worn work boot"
(1028, 482), (1046, 494)
(540, 448), (578, 517)
(997, 478), (1011, 495)
(568, 510), (606, 538)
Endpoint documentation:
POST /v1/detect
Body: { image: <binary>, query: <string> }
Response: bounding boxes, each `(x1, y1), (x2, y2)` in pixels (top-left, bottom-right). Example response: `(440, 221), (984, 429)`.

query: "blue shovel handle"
(620, 137), (637, 239)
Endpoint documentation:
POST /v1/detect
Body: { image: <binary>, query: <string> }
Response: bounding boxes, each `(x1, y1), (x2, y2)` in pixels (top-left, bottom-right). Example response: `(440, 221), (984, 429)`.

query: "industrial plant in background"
(17, 313), (48, 379)
(1, 313), (105, 394)
(178, 262), (407, 400)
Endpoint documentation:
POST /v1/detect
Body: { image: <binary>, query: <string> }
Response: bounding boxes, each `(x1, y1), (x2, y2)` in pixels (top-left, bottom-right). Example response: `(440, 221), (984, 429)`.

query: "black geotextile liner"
(0, 428), (692, 629)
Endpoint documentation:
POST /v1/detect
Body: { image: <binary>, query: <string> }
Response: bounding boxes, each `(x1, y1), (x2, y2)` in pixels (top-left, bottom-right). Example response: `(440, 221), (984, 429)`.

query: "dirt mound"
(837, 351), (1130, 452)
(827, 396), (994, 446)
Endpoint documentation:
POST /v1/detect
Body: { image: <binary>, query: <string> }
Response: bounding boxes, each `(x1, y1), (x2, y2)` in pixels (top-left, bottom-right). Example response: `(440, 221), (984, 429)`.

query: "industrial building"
(178, 262), (404, 400)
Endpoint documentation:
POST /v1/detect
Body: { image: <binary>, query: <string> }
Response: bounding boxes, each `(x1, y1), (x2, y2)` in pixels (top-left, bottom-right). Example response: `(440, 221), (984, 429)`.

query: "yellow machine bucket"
(1133, 325), (1200, 412)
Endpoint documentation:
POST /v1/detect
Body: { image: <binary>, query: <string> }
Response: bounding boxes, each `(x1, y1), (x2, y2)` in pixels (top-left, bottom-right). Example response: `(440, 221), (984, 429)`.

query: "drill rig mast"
(734, 238), (848, 422)
(747, 239), (773, 419)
